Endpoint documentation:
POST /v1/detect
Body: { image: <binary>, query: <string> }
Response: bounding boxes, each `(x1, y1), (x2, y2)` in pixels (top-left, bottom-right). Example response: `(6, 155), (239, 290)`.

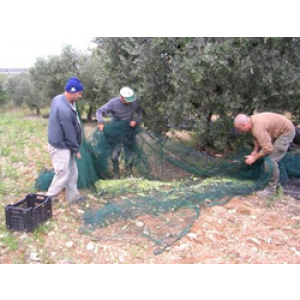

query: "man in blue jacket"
(46, 77), (85, 204)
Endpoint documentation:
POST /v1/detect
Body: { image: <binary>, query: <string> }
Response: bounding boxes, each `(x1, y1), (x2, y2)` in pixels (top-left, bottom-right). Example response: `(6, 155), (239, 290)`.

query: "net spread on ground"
(36, 121), (300, 254)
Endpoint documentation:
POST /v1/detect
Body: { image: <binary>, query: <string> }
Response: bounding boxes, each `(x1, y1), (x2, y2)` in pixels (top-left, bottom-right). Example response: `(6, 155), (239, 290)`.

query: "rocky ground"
(1, 190), (299, 264)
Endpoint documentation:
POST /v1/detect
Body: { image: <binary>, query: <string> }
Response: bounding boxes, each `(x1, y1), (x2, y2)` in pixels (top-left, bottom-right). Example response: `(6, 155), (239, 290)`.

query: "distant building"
(0, 68), (28, 74)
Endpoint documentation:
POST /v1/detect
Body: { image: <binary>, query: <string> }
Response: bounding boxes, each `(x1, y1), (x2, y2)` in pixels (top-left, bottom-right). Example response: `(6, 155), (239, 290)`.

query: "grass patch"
(0, 230), (19, 251)
(33, 221), (54, 244)
(0, 111), (49, 199)
(0, 180), (6, 195)
(266, 187), (283, 207)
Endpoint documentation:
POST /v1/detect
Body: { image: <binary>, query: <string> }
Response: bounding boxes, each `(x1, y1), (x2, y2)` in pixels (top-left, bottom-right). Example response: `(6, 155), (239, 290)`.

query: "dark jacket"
(48, 94), (82, 153)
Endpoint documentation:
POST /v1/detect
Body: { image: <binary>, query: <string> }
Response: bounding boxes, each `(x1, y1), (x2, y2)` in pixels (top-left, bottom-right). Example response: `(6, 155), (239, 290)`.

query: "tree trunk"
(195, 112), (214, 152)
(36, 106), (41, 115)
(203, 112), (214, 151)
(87, 105), (93, 122)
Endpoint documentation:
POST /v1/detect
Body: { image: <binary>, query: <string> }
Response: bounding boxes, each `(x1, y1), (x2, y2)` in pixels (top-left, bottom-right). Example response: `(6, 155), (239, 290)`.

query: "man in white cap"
(96, 87), (142, 179)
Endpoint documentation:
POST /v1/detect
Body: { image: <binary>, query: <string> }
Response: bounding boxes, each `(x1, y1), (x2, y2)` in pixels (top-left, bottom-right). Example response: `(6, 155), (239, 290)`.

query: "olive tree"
(3, 73), (45, 115)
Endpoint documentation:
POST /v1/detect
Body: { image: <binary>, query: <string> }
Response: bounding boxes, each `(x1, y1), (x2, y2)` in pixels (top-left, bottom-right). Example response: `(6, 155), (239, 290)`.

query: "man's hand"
(98, 123), (104, 132)
(130, 121), (137, 128)
(245, 155), (256, 165)
(77, 152), (82, 159)
(251, 150), (258, 156)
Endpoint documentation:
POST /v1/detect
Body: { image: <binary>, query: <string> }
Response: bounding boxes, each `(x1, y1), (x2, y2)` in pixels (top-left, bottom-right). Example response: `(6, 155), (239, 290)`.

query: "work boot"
(256, 187), (276, 199)
(69, 195), (86, 205)
(112, 160), (120, 180)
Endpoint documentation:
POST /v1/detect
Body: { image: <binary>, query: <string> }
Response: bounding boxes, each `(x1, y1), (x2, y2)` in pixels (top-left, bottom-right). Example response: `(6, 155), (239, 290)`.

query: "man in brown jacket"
(234, 112), (295, 198)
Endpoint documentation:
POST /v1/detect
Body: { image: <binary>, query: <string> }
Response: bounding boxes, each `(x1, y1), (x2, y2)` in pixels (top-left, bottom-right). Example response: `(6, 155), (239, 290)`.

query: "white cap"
(120, 87), (137, 102)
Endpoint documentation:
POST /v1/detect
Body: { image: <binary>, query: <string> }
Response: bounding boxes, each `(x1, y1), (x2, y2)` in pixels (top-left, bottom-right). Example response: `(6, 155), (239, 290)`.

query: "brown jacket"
(251, 113), (294, 156)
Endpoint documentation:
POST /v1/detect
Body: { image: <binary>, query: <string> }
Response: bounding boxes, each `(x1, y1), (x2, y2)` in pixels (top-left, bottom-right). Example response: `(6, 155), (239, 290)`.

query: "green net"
(36, 120), (300, 254)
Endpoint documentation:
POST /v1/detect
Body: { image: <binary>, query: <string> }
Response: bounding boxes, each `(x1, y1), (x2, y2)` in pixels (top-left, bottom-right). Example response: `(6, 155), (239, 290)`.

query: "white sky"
(0, 37), (97, 68)
(0, 3), (295, 69)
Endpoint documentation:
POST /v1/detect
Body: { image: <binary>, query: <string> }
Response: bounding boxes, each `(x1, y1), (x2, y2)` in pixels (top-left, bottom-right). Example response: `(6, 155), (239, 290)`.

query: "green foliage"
(29, 46), (80, 99)
(77, 53), (110, 120)
(169, 37), (300, 150)
(0, 74), (7, 82)
(5, 38), (300, 151)
(93, 37), (300, 150)
(29, 46), (108, 121)
(95, 37), (138, 89)
(0, 75), (8, 106)
(3, 73), (45, 114)
(133, 38), (177, 133)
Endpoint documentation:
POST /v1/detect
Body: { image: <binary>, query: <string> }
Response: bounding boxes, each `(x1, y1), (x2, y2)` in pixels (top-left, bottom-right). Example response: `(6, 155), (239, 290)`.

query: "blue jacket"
(48, 94), (82, 153)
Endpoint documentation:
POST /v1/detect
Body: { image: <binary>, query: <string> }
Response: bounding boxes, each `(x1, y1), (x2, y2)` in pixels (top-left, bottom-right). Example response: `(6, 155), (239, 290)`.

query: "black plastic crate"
(5, 193), (52, 232)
